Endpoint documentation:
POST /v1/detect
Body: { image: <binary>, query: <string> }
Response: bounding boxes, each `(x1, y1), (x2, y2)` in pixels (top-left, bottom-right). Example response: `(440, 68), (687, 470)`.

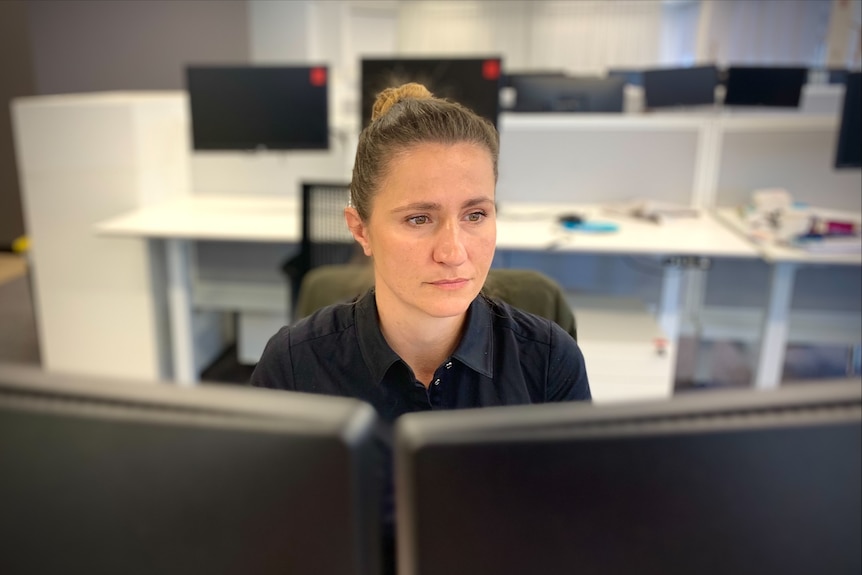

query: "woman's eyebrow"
(390, 197), (494, 214)
(390, 202), (441, 214)
(462, 196), (494, 208)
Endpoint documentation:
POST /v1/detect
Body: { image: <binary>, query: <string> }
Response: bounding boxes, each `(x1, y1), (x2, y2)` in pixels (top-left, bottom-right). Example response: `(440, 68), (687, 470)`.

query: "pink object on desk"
(824, 221), (856, 235)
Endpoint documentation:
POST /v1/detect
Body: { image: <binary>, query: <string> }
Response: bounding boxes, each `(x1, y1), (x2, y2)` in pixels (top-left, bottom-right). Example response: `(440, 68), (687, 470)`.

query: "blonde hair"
(370, 82), (433, 122)
(350, 82), (499, 221)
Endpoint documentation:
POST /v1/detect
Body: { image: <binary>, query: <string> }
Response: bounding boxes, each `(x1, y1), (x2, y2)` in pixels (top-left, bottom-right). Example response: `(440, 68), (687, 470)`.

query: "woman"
(251, 83), (590, 419)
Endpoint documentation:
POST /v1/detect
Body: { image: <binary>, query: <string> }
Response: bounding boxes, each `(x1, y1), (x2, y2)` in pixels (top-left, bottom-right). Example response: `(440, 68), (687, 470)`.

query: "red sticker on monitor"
(310, 67), (327, 87)
(482, 59), (501, 81)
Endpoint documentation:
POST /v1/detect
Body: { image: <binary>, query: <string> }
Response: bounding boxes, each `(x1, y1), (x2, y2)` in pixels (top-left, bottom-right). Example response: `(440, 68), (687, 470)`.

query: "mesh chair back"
(302, 183), (356, 269)
(283, 182), (365, 316)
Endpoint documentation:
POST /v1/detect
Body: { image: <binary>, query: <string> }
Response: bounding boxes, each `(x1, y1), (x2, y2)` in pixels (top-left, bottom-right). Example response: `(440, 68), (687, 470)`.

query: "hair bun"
(371, 82), (433, 122)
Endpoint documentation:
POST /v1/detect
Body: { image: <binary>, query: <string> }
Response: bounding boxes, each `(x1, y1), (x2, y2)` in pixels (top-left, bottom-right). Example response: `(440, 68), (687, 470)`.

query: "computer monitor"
(835, 71), (861, 169)
(501, 70), (568, 88)
(0, 365), (382, 575)
(509, 75), (625, 112)
(723, 66), (808, 107)
(642, 65), (718, 109)
(828, 68), (849, 85)
(360, 57), (502, 129)
(395, 381), (862, 575)
(186, 66), (329, 151)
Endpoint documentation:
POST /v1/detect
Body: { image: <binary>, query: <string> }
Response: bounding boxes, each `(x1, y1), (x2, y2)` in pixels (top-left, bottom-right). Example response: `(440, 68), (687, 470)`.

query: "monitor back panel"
(0, 372), (381, 575)
(396, 386), (862, 575)
(723, 66), (808, 107)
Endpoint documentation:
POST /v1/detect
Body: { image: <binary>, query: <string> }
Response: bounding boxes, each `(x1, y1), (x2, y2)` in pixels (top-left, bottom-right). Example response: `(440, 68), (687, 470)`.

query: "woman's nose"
(433, 222), (467, 266)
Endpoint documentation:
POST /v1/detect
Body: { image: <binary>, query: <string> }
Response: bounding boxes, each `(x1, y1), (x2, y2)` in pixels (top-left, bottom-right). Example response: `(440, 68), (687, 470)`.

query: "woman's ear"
(344, 207), (373, 256)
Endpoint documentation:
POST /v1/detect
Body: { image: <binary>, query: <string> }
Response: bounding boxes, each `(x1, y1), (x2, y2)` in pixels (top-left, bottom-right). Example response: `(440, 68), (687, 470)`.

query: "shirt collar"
(355, 289), (402, 384)
(451, 295), (494, 378)
(355, 289), (495, 384)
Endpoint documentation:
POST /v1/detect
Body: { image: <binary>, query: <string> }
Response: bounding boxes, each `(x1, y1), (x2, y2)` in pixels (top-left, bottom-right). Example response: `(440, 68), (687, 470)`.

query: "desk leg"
(166, 238), (196, 385)
(659, 265), (684, 342)
(754, 262), (798, 389)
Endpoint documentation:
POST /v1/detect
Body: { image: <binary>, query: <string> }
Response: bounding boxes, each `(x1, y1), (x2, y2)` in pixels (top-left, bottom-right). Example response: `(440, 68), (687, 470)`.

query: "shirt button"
(433, 379), (440, 386)
(445, 362), (453, 369)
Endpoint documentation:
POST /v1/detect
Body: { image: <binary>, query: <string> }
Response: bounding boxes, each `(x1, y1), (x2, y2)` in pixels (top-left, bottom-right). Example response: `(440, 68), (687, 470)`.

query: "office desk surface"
(94, 196), (759, 384)
(714, 207), (862, 266)
(97, 197), (760, 259)
(96, 195), (301, 243)
(496, 203), (759, 258)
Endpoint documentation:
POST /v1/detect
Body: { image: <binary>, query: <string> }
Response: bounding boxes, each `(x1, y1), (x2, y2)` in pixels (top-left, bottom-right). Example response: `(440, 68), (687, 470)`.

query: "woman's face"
(346, 141), (496, 321)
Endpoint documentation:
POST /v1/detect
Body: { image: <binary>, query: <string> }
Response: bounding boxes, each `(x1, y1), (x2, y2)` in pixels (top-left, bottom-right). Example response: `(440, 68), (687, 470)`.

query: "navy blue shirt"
(251, 288), (590, 421)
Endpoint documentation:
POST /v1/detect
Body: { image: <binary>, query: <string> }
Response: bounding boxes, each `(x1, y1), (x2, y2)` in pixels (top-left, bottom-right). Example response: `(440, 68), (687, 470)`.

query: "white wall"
(249, 0), (312, 63)
(697, 0), (833, 66)
(26, 0), (250, 94)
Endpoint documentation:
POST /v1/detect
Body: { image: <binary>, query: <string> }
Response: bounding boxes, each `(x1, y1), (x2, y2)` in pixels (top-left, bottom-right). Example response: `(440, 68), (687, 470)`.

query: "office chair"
(281, 182), (368, 316)
(295, 264), (577, 341)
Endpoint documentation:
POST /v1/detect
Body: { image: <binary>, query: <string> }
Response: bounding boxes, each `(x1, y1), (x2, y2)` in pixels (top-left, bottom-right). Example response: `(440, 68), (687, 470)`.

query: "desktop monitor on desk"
(723, 66), (808, 107)
(395, 382), (861, 575)
(186, 66), (330, 151)
(360, 57), (502, 129)
(0, 365), (382, 575)
(642, 65), (718, 109)
(501, 70), (568, 88)
(828, 68), (850, 85)
(835, 71), (861, 169)
(508, 75), (625, 113)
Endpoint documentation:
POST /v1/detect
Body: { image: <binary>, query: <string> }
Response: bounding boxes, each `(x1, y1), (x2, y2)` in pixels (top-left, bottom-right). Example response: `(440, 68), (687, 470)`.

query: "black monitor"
(501, 70), (568, 88)
(642, 65), (718, 109)
(0, 365), (381, 575)
(509, 75), (625, 112)
(828, 68), (849, 85)
(723, 66), (808, 107)
(186, 66), (329, 151)
(395, 381), (862, 575)
(361, 57), (502, 129)
(835, 71), (861, 169)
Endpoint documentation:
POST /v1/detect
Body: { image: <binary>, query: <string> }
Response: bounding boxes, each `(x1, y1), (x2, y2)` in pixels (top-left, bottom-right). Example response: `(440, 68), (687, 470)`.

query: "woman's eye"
(466, 211), (487, 222)
(407, 215), (429, 225)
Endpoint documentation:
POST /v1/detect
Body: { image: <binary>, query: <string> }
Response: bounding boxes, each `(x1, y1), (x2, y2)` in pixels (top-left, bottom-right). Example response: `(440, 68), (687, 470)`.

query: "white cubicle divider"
(496, 114), (705, 205)
(798, 84), (845, 117)
(189, 130), (353, 197)
(12, 92), (229, 382)
(714, 115), (861, 212)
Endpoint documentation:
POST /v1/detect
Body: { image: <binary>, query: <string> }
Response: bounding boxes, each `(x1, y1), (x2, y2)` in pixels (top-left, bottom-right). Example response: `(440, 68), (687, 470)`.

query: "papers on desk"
(733, 202), (862, 255)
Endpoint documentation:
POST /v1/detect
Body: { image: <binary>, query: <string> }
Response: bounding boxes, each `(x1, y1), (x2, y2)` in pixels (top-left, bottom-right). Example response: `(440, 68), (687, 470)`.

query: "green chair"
(295, 264), (577, 341)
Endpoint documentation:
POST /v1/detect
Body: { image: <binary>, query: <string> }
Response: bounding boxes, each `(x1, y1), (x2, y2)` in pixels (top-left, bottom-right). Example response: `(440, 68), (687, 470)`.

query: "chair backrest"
(283, 182), (366, 312)
(295, 264), (577, 341)
(300, 182), (357, 269)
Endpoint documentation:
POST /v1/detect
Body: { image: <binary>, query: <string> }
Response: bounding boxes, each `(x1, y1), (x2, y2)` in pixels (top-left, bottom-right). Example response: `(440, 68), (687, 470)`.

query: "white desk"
(97, 197), (759, 386)
(97, 195), (301, 383)
(97, 195), (301, 242)
(496, 203), (760, 341)
(714, 207), (862, 389)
